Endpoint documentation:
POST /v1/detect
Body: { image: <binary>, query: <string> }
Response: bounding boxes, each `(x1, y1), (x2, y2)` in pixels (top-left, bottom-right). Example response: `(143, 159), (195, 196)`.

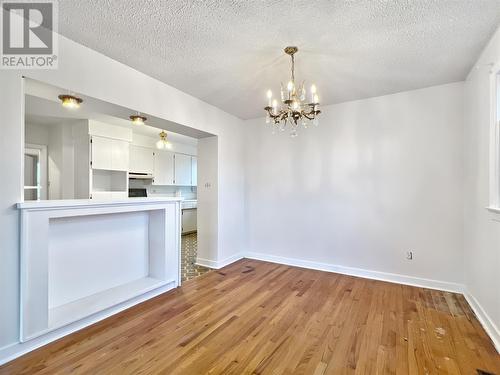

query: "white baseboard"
(196, 253), (245, 269)
(463, 290), (500, 353)
(0, 281), (177, 366)
(244, 252), (464, 293)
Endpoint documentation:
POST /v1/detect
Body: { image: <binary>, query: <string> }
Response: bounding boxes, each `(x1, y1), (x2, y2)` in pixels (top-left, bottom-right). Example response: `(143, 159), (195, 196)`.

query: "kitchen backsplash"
(129, 179), (197, 199)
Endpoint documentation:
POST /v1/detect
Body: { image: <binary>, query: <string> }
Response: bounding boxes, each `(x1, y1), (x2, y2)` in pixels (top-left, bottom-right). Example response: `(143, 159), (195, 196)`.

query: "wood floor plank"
(1, 259), (498, 375)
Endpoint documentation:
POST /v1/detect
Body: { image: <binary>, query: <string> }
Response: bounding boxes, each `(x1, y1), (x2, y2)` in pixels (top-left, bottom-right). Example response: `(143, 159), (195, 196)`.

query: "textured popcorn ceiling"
(58, 0), (500, 119)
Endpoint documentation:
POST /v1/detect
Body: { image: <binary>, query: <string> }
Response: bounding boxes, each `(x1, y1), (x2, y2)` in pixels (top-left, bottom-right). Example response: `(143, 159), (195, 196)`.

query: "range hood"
(129, 172), (153, 180)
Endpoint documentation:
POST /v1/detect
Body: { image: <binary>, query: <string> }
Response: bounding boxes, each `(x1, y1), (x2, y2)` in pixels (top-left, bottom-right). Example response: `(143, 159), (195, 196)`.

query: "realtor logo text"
(1, 0), (58, 69)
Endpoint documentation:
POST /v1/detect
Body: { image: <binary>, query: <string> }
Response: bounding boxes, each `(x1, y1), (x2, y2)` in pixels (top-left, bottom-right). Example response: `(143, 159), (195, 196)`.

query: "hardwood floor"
(1, 259), (499, 374)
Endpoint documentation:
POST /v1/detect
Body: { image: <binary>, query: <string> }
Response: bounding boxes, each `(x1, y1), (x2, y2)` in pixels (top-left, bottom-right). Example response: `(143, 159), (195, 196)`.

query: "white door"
(111, 139), (129, 171)
(130, 145), (154, 174)
(153, 151), (174, 185)
(191, 156), (197, 186)
(174, 153), (192, 186)
(91, 136), (113, 170)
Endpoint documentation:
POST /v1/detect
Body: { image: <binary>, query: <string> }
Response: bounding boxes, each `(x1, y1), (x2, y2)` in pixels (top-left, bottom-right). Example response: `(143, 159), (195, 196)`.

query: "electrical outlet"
(406, 251), (413, 260)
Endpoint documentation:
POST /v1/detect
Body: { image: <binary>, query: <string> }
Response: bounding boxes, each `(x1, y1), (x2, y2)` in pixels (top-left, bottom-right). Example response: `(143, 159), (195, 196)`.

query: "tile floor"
(181, 232), (210, 282)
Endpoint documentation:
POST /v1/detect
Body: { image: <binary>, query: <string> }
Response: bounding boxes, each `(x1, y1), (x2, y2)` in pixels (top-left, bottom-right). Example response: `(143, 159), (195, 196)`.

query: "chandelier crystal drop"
(264, 46), (321, 137)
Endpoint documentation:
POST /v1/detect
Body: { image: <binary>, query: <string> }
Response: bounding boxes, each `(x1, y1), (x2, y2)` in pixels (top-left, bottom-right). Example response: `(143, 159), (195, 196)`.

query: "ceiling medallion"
(264, 46), (321, 137)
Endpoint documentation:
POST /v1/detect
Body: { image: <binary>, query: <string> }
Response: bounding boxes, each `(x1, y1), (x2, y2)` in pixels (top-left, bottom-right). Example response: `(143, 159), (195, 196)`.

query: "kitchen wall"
(25, 121), (75, 200)
(129, 179), (197, 200)
(464, 25), (500, 348)
(244, 82), (465, 288)
(129, 132), (198, 199)
(0, 34), (245, 353)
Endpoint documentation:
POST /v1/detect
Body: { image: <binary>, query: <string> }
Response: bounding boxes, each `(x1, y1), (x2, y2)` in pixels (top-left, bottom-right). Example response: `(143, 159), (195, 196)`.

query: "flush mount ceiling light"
(264, 46), (321, 137)
(129, 113), (147, 125)
(156, 131), (172, 150)
(58, 94), (83, 109)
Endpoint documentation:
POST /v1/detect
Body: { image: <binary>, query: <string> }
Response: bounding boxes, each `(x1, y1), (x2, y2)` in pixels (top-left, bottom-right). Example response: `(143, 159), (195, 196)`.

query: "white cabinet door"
(91, 136), (113, 170)
(111, 139), (129, 171)
(182, 209), (197, 233)
(191, 157), (197, 186)
(91, 136), (129, 171)
(174, 153), (192, 186)
(129, 145), (154, 174)
(153, 151), (174, 185)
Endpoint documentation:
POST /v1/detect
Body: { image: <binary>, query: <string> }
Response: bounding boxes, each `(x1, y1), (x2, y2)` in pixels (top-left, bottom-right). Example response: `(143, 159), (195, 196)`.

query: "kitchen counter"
(181, 199), (197, 210)
(17, 197), (182, 210)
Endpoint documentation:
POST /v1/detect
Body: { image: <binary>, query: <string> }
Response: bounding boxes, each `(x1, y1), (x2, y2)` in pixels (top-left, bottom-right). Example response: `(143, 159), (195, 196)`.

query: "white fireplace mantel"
(18, 198), (182, 342)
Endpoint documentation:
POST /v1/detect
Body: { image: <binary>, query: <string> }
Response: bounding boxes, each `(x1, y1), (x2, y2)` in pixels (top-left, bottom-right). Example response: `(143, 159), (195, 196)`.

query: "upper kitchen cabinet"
(174, 153), (192, 186)
(90, 135), (112, 170)
(191, 156), (197, 186)
(153, 150), (174, 185)
(89, 120), (132, 172)
(91, 136), (130, 171)
(129, 145), (154, 174)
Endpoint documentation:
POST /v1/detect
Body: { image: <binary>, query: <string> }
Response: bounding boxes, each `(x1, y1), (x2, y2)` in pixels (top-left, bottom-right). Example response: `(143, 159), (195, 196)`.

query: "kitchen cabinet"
(191, 157), (197, 186)
(91, 135), (129, 171)
(91, 136), (112, 170)
(182, 208), (197, 234)
(153, 150), (174, 185)
(174, 153), (192, 186)
(111, 139), (130, 171)
(129, 145), (154, 174)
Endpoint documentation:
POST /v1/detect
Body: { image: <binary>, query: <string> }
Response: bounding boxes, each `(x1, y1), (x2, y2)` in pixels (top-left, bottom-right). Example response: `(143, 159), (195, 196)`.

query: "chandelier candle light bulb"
(310, 84), (317, 102)
(263, 46), (321, 136)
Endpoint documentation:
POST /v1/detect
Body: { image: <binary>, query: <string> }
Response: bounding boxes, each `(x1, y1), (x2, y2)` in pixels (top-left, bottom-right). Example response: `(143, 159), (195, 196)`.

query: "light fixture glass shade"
(156, 131), (172, 149)
(156, 139), (166, 149)
(58, 94), (82, 109)
(130, 114), (147, 125)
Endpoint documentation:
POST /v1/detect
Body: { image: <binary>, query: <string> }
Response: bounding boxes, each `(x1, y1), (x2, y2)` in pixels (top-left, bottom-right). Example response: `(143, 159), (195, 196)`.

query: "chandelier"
(264, 46), (321, 137)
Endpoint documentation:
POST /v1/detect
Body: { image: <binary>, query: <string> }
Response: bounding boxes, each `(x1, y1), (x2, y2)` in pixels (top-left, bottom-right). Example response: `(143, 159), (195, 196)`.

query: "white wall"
(0, 73), (23, 352)
(26, 121), (76, 200)
(0, 35), (245, 352)
(197, 137), (219, 266)
(244, 82), (464, 286)
(464, 26), (500, 348)
(25, 123), (49, 146)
